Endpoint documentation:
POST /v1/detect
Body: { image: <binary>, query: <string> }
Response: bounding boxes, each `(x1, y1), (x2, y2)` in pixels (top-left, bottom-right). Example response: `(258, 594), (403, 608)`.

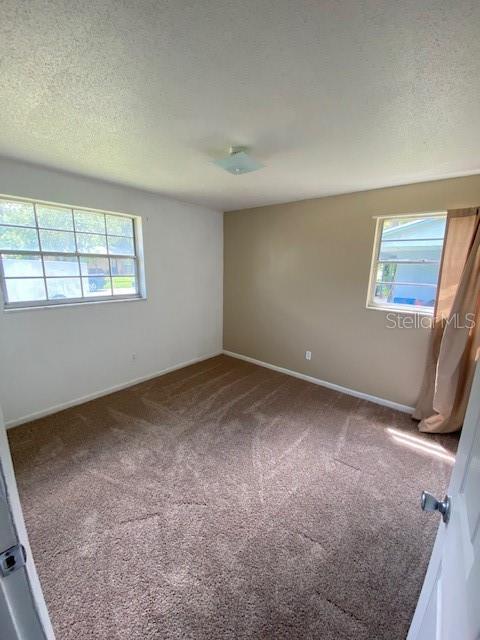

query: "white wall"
(0, 158), (223, 426)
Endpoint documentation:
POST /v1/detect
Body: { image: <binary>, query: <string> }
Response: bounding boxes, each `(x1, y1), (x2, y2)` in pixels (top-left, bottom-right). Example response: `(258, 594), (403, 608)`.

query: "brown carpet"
(8, 355), (458, 640)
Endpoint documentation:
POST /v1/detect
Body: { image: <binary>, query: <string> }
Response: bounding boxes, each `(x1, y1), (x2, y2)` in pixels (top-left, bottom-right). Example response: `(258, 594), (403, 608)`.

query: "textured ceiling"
(1, 1), (479, 211)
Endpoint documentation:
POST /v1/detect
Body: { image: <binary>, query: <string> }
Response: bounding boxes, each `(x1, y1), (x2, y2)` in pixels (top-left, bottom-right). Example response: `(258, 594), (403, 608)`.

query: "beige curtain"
(413, 207), (480, 433)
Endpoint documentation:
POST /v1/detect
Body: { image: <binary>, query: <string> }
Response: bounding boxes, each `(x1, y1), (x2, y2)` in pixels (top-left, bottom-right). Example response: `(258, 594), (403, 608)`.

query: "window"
(367, 213), (447, 314)
(0, 197), (144, 308)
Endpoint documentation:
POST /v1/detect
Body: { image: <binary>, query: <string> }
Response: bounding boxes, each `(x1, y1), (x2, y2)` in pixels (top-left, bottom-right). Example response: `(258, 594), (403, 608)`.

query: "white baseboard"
(222, 350), (414, 414)
(6, 351), (222, 429)
(7, 349), (413, 429)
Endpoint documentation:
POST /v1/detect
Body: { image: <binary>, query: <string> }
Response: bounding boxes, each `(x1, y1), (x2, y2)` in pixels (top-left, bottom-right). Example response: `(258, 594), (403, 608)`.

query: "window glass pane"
(76, 233), (107, 254)
(382, 216), (446, 238)
(43, 255), (79, 277)
(108, 235), (134, 256)
(0, 199), (139, 306)
(39, 229), (76, 253)
(110, 257), (135, 276)
(1, 254), (43, 277)
(106, 215), (133, 237)
(376, 262), (441, 286)
(371, 215), (446, 311)
(46, 278), (82, 300)
(379, 242), (443, 262)
(5, 278), (46, 303)
(79, 256), (110, 277)
(0, 225), (39, 251)
(82, 276), (112, 297)
(74, 210), (105, 233)
(380, 217), (446, 262)
(374, 283), (437, 308)
(0, 200), (35, 227)
(36, 205), (73, 231)
(112, 275), (137, 295)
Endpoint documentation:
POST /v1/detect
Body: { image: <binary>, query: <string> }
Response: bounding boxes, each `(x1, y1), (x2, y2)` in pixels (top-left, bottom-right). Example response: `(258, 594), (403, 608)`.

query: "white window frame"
(0, 195), (146, 310)
(366, 211), (447, 316)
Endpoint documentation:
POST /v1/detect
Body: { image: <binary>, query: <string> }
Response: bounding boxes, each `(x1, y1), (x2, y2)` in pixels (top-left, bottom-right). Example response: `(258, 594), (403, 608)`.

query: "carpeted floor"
(8, 355), (458, 640)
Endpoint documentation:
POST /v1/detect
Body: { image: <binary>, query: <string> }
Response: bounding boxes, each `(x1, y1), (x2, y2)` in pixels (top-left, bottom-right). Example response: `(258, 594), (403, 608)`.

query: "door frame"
(0, 403), (55, 639)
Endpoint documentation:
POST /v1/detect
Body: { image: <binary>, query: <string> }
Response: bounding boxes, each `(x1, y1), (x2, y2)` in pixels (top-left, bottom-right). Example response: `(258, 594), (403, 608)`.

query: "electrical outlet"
(305, 350), (312, 361)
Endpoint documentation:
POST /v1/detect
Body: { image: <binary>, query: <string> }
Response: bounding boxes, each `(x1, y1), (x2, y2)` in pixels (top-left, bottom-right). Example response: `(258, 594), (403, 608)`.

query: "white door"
(0, 405), (55, 639)
(408, 362), (480, 640)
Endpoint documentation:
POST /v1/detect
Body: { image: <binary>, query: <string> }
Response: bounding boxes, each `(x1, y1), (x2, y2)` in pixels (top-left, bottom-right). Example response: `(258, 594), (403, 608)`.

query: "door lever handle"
(421, 491), (451, 524)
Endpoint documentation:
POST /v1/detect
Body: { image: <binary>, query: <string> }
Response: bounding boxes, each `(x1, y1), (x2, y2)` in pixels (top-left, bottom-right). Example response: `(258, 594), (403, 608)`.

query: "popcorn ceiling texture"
(9, 355), (457, 639)
(1, 1), (480, 210)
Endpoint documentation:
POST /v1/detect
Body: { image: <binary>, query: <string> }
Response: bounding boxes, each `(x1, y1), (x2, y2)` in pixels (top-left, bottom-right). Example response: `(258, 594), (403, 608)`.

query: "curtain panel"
(413, 207), (480, 433)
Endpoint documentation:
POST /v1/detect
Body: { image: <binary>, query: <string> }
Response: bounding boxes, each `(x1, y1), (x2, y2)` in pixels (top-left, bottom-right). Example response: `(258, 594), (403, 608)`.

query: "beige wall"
(224, 175), (480, 407)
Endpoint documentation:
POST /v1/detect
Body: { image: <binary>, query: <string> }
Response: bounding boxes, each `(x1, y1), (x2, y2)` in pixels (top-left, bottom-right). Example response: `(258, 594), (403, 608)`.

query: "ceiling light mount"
(213, 146), (264, 175)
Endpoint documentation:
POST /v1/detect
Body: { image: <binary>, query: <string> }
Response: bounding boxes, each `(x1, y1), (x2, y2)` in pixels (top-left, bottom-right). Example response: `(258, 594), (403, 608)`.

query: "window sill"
(3, 295), (147, 313)
(366, 303), (434, 317)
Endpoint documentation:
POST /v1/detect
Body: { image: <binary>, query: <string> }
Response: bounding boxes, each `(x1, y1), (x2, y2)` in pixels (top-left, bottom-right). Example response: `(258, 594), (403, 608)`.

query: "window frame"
(0, 195), (146, 310)
(366, 211), (447, 316)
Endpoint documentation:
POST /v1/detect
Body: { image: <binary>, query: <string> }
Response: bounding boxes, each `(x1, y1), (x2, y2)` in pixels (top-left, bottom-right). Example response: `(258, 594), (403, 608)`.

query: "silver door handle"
(421, 491), (451, 524)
